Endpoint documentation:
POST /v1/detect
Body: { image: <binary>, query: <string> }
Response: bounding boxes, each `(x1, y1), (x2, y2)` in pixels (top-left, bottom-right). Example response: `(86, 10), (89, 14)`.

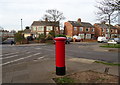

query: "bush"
(14, 31), (28, 44)
(49, 30), (55, 38)
(36, 34), (46, 43)
(55, 34), (66, 37)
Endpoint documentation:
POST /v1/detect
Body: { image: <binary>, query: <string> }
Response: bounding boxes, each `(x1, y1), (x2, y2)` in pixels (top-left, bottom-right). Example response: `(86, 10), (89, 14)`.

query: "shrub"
(55, 34), (66, 37)
(14, 31), (25, 43)
(36, 34), (46, 43)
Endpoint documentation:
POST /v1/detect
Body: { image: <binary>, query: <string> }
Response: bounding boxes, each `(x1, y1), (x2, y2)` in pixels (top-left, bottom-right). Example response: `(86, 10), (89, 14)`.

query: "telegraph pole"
(21, 19), (23, 31)
(118, 1), (120, 24)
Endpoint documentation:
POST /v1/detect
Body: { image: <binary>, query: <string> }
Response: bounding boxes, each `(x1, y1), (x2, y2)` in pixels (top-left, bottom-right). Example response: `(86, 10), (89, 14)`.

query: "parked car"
(67, 37), (73, 42)
(53, 37), (70, 44)
(107, 38), (120, 44)
(97, 36), (108, 43)
(2, 38), (15, 44)
(73, 35), (81, 42)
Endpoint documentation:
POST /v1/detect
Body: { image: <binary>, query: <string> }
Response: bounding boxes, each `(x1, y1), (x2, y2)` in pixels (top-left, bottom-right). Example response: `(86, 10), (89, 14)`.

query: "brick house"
(31, 19), (60, 38)
(94, 22), (118, 38)
(115, 24), (120, 37)
(64, 18), (95, 39)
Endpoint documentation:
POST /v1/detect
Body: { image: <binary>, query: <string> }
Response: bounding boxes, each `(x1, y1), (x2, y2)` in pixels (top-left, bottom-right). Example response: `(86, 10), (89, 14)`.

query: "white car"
(107, 38), (120, 44)
(97, 37), (108, 43)
(73, 35), (81, 42)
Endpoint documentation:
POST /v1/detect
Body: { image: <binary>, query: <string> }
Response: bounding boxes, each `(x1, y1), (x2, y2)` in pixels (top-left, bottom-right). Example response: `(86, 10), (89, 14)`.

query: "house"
(115, 24), (120, 37)
(0, 30), (15, 38)
(31, 18), (60, 38)
(94, 22), (118, 38)
(64, 18), (95, 39)
(22, 26), (33, 39)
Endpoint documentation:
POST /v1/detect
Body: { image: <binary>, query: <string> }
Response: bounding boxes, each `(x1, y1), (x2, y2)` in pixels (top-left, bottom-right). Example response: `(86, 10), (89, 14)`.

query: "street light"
(118, 1), (120, 24)
(21, 19), (23, 31)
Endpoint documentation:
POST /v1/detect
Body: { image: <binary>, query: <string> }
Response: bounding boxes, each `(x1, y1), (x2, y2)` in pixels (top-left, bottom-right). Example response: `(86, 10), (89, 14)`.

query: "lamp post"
(21, 19), (23, 31)
(118, 1), (120, 24)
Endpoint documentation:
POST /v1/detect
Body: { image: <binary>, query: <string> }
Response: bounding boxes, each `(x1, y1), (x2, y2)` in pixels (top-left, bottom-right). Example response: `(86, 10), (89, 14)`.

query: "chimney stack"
(77, 18), (81, 22)
(101, 21), (106, 24)
(45, 18), (48, 22)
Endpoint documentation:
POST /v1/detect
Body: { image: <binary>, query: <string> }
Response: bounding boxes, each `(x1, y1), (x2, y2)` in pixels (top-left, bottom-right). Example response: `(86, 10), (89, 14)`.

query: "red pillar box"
(54, 37), (66, 75)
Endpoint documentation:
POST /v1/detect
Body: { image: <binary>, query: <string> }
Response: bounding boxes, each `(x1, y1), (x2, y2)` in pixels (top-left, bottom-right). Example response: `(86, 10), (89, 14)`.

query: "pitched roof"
(95, 23), (108, 28)
(68, 21), (94, 27)
(23, 29), (31, 34)
(95, 23), (117, 29)
(31, 21), (59, 26)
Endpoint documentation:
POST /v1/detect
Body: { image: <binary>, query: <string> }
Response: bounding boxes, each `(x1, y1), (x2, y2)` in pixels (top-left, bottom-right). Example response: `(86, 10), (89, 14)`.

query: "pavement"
(71, 42), (119, 52)
(2, 56), (119, 83)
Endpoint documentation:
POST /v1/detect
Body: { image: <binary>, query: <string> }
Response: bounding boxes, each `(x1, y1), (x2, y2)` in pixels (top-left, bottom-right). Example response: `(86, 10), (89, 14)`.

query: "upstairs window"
(32, 27), (37, 31)
(106, 29), (109, 33)
(86, 28), (89, 32)
(74, 27), (77, 31)
(111, 29), (113, 33)
(38, 26), (44, 31)
(79, 27), (83, 32)
(102, 28), (104, 32)
(91, 28), (94, 32)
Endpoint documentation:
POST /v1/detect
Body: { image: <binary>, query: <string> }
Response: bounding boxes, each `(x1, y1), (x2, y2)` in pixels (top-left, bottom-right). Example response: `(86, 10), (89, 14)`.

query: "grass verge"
(100, 44), (120, 48)
(53, 77), (74, 83)
(94, 61), (120, 66)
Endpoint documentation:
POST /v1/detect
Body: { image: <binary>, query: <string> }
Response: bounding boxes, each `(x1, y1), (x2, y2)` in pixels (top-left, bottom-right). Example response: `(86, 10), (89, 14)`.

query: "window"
(32, 27), (37, 31)
(38, 26), (44, 31)
(111, 29), (113, 33)
(78, 34), (84, 39)
(46, 26), (53, 31)
(102, 28), (104, 32)
(91, 28), (94, 32)
(79, 27), (83, 32)
(116, 30), (118, 33)
(55, 27), (59, 31)
(74, 27), (77, 31)
(86, 28), (89, 32)
(106, 29), (109, 33)
(86, 34), (91, 39)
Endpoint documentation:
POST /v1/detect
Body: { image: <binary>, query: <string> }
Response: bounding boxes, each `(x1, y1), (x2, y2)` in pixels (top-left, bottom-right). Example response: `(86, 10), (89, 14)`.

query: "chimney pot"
(77, 18), (81, 22)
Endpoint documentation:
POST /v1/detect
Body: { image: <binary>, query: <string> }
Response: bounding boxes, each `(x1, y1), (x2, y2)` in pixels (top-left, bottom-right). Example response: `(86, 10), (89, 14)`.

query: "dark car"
(2, 38), (15, 44)
(53, 37), (70, 44)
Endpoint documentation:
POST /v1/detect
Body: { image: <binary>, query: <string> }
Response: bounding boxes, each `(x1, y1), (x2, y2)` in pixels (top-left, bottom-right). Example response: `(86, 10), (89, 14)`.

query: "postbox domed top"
(54, 37), (66, 41)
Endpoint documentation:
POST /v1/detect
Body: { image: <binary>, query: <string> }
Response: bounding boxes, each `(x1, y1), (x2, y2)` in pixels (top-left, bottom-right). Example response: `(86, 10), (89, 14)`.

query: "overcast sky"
(0, 0), (100, 31)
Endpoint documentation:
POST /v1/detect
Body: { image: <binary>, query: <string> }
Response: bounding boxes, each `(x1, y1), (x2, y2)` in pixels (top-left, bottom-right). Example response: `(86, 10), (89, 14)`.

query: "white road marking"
(0, 51), (31, 60)
(3, 52), (19, 56)
(38, 56), (44, 60)
(1, 53), (41, 66)
(1, 55), (18, 60)
(33, 52), (41, 55)
(26, 52), (31, 54)
(35, 48), (41, 50)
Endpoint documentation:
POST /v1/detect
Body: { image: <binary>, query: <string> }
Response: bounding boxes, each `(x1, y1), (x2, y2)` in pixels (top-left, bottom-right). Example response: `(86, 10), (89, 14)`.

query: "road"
(1, 42), (119, 66)
(1, 42), (119, 83)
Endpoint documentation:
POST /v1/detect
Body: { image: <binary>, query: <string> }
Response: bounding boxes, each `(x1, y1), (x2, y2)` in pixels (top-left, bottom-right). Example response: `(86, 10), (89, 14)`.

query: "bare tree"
(95, 0), (119, 38)
(107, 0), (120, 11)
(42, 9), (65, 22)
(107, 0), (120, 24)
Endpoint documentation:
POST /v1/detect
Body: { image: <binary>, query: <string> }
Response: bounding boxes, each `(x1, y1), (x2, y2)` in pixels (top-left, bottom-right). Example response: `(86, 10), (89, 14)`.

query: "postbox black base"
(56, 67), (66, 76)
